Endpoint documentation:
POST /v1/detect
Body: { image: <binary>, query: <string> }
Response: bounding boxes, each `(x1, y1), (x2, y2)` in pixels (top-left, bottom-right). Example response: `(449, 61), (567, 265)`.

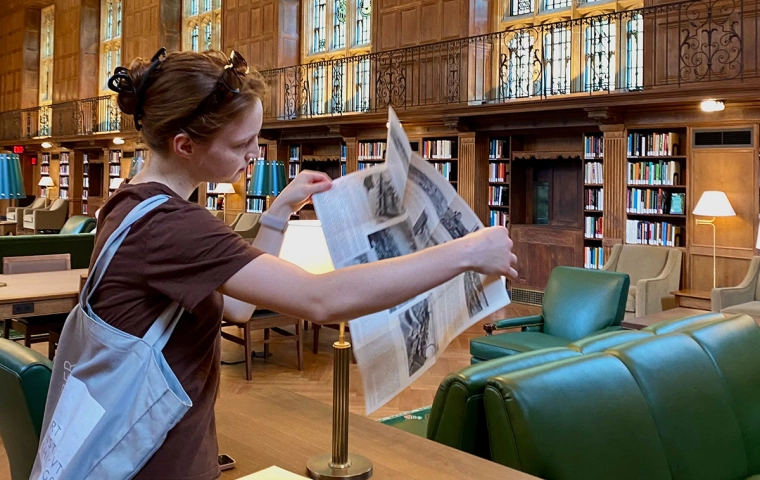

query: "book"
(236, 466), (309, 479)
(669, 193), (685, 215)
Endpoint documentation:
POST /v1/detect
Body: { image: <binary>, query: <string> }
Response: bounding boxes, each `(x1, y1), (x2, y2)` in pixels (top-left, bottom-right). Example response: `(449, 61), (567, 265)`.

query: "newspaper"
(312, 107), (511, 414)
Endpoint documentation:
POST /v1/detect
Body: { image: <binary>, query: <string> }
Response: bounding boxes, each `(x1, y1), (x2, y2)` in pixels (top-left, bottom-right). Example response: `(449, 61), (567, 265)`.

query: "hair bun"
(107, 57), (154, 116)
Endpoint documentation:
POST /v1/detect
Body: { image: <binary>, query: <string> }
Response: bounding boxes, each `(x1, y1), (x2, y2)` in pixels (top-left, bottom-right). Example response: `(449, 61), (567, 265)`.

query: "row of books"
(585, 162), (603, 184)
(358, 162), (380, 170)
(585, 187), (603, 211)
(59, 165), (70, 175)
(246, 197), (266, 213)
(205, 197), (220, 209)
(82, 203), (88, 214)
(584, 136), (604, 159)
(489, 139), (509, 160)
(207, 182), (219, 194)
(585, 216), (603, 239)
(489, 162), (510, 182)
(59, 152), (70, 164)
(626, 220), (683, 246)
(40, 166), (50, 175)
(82, 190), (88, 200)
(358, 141), (386, 160)
(289, 146), (300, 161)
(59, 177), (69, 187)
(628, 160), (682, 185)
(58, 189), (69, 199)
(109, 151), (122, 164)
(422, 140), (456, 159)
(489, 210), (509, 227)
(628, 132), (681, 157)
(109, 165), (121, 176)
(431, 162), (456, 180)
(289, 163), (300, 178)
(627, 189), (685, 215)
(584, 246), (605, 269)
(489, 186), (509, 206)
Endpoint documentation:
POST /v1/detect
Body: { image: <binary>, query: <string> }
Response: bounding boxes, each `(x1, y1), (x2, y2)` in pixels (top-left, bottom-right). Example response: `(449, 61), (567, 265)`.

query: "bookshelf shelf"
(58, 151), (70, 200)
(82, 153), (89, 214)
(625, 129), (687, 247)
(584, 133), (604, 269)
(488, 137), (510, 228)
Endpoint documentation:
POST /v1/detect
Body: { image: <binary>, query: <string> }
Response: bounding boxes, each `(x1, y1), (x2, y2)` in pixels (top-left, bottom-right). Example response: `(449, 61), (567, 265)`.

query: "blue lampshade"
(249, 159), (275, 196)
(0, 153), (27, 200)
(270, 160), (287, 196)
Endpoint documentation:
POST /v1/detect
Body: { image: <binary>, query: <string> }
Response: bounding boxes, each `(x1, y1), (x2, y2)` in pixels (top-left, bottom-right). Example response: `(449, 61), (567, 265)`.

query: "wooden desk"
(671, 289), (712, 310)
(621, 307), (711, 330)
(0, 269), (87, 319)
(216, 388), (537, 480)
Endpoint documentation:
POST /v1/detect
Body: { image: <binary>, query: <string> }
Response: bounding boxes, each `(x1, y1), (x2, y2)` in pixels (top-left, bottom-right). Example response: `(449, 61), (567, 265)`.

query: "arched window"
(39, 5), (55, 106)
(184, 0), (221, 51)
(100, 0), (122, 93)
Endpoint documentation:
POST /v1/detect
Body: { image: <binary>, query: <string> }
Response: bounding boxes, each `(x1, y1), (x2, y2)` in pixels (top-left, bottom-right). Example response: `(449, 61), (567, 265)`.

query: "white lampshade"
(38, 176), (55, 187)
(693, 191), (736, 217)
(109, 177), (124, 189)
(278, 220), (335, 274)
(214, 182), (236, 194)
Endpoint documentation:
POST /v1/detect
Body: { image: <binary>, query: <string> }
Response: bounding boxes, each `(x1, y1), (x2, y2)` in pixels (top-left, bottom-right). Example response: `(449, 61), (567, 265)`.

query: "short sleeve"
(144, 200), (264, 312)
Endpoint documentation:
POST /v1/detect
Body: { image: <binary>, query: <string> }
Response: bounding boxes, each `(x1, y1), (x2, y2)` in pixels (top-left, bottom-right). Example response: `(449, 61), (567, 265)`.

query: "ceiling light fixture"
(113, 137), (125, 145)
(41, 141), (53, 149)
(700, 99), (725, 112)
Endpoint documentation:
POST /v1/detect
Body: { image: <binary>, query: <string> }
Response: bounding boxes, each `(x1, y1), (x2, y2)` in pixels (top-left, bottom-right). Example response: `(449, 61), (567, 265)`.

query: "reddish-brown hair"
(118, 50), (268, 154)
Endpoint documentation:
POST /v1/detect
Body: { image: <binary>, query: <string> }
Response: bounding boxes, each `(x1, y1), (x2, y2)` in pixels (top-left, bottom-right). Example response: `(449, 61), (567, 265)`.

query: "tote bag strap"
(81, 194), (171, 309)
(142, 300), (184, 350)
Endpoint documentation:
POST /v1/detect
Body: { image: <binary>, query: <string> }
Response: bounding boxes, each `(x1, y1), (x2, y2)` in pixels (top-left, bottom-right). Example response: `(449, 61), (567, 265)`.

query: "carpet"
(377, 406), (431, 438)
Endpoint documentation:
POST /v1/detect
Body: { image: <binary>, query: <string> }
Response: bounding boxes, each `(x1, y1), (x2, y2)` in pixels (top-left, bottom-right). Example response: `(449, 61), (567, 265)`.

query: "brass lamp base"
(306, 453), (373, 480)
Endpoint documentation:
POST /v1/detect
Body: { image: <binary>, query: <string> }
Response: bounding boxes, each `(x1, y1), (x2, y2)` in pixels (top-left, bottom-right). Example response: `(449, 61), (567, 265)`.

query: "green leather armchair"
(469, 266), (629, 363)
(59, 215), (96, 235)
(426, 347), (580, 459)
(0, 338), (53, 480)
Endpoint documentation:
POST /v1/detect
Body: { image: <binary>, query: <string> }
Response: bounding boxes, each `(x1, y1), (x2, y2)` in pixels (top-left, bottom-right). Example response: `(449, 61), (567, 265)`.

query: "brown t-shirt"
(89, 182), (263, 480)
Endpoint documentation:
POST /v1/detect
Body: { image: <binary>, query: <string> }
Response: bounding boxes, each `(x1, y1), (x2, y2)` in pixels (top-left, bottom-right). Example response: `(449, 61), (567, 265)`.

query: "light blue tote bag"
(30, 194), (192, 480)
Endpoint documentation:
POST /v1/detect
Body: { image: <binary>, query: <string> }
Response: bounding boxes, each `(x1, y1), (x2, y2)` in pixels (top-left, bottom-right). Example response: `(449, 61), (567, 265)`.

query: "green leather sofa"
(0, 338), (53, 480)
(483, 314), (760, 480)
(59, 215), (96, 235)
(0, 233), (94, 269)
(470, 266), (629, 363)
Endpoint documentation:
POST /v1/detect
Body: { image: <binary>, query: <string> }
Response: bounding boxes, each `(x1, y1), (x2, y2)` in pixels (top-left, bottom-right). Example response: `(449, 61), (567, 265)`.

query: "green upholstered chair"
(469, 266), (629, 363)
(642, 311), (726, 335)
(426, 347), (580, 459)
(568, 329), (654, 354)
(484, 353), (673, 479)
(58, 215), (96, 235)
(0, 338), (53, 480)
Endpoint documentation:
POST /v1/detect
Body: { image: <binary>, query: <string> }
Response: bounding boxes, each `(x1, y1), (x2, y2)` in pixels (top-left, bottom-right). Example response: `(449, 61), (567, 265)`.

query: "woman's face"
(194, 99), (263, 183)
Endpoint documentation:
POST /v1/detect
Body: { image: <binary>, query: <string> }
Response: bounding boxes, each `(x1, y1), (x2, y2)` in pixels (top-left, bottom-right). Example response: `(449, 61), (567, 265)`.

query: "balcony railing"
(0, 0), (757, 141)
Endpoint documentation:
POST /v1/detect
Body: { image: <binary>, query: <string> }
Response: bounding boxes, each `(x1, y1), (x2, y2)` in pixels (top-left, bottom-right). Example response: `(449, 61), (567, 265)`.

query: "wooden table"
(0, 269), (87, 319)
(671, 289), (712, 310)
(216, 387), (537, 480)
(0, 221), (16, 236)
(621, 307), (710, 330)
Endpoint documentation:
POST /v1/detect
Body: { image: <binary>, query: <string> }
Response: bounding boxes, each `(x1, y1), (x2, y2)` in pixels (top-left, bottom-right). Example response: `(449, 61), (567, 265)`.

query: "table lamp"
(249, 160), (287, 210)
(278, 220), (373, 480)
(0, 153), (27, 202)
(38, 176), (55, 198)
(214, 182), (236, 222)
(693, 190), (736, 288)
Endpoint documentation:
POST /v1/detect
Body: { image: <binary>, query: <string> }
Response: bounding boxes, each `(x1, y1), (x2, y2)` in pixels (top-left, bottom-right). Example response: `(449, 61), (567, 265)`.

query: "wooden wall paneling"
(50, 155), (60, 200)
(78, 0), (100, 99)
(689, 140), (758, 290)
(22, 8), (42, 109)
(376, 0), (471, 51)
(457, 132), (477, 217)
(67, 152), (84, 216)
(510, 224), (584, 290)
(600, 124), (626, 253)
(0, 7), (30, 111)
(278, 0), (299, 67)
(54, 0), (80, 102)
(159, 0), (182, 53)
(473, 134), (490, 225)
(124, 0), (160, 65)
(224, 0), (297, 71)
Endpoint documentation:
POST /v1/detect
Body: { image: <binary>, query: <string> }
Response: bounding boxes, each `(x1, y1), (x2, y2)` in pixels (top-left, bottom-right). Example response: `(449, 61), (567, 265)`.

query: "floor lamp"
(214, 182), (236, 223)
(278, 220), (373, 480)
(693, 190), (736, 288)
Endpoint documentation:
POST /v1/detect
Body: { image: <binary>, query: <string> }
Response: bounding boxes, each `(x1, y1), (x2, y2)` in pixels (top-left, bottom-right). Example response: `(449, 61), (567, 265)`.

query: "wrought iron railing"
(0, 0), (756, 140)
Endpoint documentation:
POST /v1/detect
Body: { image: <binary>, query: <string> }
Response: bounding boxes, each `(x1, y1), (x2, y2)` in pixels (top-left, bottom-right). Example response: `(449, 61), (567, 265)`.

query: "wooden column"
(600, 124), (627, 255)
(68, 152), (84, 216)
(343, 137), (358, 174)
(458, 133), (476, 213)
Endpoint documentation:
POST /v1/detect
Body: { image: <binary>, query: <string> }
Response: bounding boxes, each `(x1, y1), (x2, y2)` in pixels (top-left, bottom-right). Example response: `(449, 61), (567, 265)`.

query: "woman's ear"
(172, 132), (195, 159)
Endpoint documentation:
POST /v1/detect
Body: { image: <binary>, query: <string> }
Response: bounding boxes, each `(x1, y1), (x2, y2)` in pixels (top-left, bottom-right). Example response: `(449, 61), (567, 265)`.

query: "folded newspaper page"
(312, 107), (511, 414)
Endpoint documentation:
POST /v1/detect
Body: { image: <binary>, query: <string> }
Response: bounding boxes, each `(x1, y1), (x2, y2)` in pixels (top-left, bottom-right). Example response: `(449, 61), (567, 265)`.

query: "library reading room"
(3, 0), (760, 478)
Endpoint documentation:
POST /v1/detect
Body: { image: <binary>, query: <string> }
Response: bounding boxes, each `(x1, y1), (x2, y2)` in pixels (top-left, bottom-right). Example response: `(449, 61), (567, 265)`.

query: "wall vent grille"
(693, 129), (753, 148)
(510, 287), (544, 306)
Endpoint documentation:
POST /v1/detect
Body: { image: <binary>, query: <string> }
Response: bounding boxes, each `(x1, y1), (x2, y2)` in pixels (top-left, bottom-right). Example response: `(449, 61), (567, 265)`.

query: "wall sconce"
(700, 99), (725, 112)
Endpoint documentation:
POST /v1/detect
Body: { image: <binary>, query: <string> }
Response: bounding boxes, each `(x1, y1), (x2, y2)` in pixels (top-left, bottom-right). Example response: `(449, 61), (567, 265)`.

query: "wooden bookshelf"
(488, 137), (510, 228)
(422, 137), (458, 191)
(625, 129), (687, 247)
(108, 150), (122, 197)
(82, 153), (89, 215)
(39, 152), (51, 198)
(358, 139), (386, 171)
(583, 132), (604, 269)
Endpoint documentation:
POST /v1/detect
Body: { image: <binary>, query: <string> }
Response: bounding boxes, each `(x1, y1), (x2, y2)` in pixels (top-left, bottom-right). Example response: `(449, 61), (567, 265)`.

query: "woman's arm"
(220, 226), (517, 324)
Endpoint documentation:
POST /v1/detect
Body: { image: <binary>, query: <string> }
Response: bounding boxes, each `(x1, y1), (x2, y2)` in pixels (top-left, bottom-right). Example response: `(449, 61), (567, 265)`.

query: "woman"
(98, 48), (518, 479)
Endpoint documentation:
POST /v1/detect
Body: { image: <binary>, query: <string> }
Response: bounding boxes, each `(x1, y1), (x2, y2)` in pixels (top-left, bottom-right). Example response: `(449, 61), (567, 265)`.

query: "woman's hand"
(459, 226), (518, 280)
(267, 170), (332, 218)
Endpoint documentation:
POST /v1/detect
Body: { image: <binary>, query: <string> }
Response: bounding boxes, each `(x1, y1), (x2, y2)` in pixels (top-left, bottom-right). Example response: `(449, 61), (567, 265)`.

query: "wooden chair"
(221, 296), (303, 380)
(2, 254), (72, 348)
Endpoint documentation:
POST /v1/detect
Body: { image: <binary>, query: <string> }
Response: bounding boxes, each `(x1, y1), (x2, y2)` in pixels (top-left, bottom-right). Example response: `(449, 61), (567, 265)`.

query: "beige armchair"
(711, 256), (760, 317)
(23, 198), (69, 234)
(229, 213), (261, 240)
(602, 244), (683, 318)
(6, 197), (48, 225)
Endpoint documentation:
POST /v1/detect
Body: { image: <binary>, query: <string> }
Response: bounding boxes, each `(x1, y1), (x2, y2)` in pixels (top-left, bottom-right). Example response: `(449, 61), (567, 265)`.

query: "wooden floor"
(0, 302), (539, 478)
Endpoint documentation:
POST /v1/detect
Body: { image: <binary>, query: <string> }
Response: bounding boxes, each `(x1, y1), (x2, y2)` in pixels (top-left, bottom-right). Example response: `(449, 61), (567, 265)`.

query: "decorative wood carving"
(600, 125), (626, 252)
